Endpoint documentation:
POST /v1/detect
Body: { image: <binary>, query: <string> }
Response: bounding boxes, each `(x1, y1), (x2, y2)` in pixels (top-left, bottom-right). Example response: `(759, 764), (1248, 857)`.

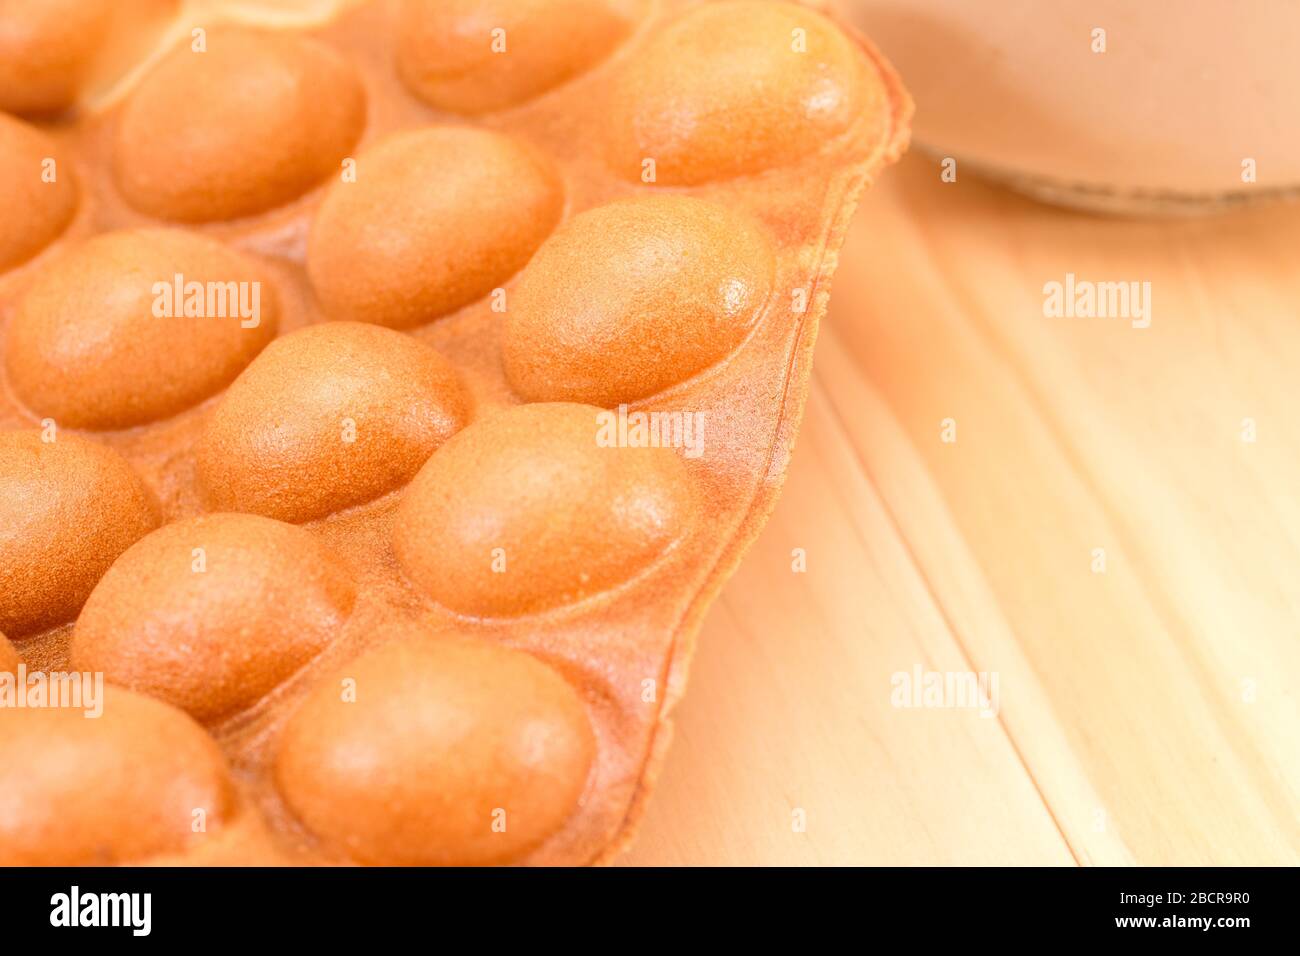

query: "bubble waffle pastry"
(0, 0), (910, 865)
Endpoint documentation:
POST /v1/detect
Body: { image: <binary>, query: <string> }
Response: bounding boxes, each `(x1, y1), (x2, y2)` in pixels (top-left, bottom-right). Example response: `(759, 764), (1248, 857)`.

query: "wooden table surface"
(620, 152), (1300, 866)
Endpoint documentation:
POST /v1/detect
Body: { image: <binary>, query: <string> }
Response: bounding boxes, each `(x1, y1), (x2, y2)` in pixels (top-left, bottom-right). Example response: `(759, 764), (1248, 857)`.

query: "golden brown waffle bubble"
(111, 25), (366, 222)
(396, 0), (640, 113)
(197, 321), (469, 523)
(307, 126), (564, 328)
(0, 0), (113, 115)
(605, 0), (881, 184)
(6, 229), (278, 430)
(394, 402), (697, 617)
(0, 432), (159, 637)
(0, 113), (77, 272)
(0, 687), (233, 865)
(71, 513), (357, 722)
(274, 627), (595, 866)
(503, 195), (776, 406)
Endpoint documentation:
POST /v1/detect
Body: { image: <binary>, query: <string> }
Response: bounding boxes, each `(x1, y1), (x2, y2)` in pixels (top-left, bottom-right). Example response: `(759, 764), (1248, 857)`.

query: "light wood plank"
(622, 385), (1074, 865)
